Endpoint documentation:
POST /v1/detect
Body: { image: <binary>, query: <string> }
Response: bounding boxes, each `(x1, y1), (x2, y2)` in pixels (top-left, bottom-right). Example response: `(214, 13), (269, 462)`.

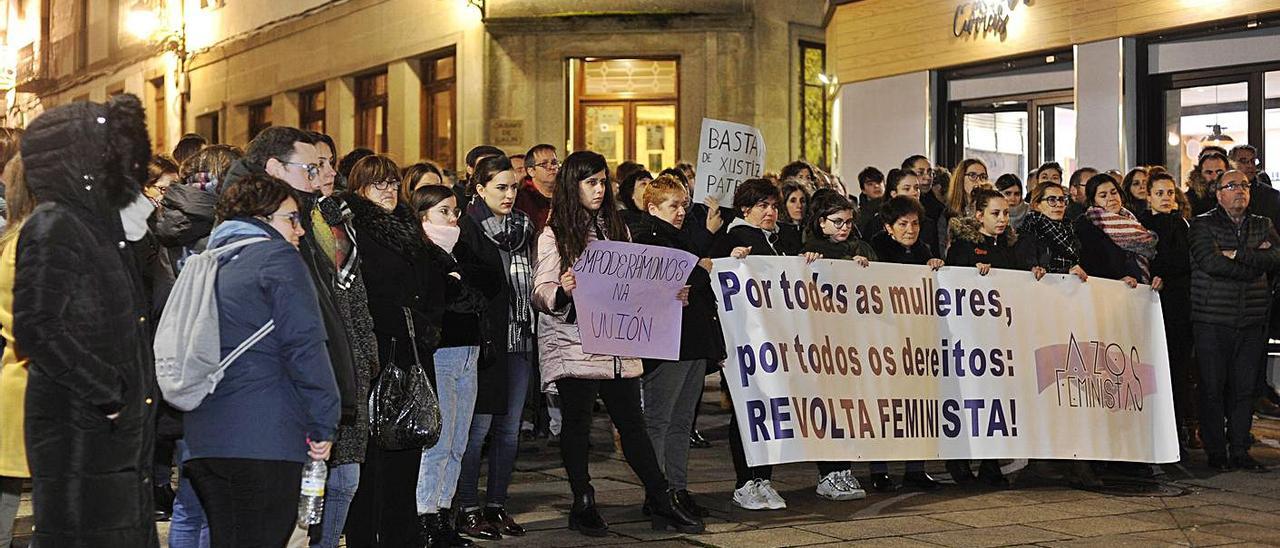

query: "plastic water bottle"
(298, 458), (327, 527)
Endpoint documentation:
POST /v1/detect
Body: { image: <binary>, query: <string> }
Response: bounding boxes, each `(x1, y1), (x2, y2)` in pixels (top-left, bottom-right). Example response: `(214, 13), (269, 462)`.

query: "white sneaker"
(816, 471), (866, 501)
(836, 470), (868, 499)
(757, 479), (788, 509)
(732, 479), (770, 510)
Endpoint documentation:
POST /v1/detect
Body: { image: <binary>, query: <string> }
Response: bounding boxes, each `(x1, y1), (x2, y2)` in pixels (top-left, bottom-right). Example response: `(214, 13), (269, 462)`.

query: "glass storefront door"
(962, 110), (1029, 181)
(949, 93), (1072, 180)
(1266, 71), (1279, 183)
(1163, 81), (1249, 180)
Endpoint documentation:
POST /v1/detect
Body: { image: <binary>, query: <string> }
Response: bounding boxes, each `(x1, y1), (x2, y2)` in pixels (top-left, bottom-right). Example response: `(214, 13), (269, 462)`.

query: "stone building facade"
(9, 0), (828, 174)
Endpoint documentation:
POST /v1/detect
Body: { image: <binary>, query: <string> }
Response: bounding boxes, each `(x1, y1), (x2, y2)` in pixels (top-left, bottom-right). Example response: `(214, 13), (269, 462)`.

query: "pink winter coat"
(532, 224), (642, 391)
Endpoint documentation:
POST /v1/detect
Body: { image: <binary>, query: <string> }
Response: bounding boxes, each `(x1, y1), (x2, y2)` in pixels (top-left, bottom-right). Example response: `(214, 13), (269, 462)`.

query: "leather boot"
(946, 460), (975, 484)
(1069, 461), (1102, 488)
(650, 489), (705, 533)
(417, 512), (441, 548)
(483, 506), (526, 537)
(568, 491), (609, 537)
(676, 489), (710, 518)
(437, 508), (474, 547)
(977, 460), (1008, 487)
(456, 507), (501, 540)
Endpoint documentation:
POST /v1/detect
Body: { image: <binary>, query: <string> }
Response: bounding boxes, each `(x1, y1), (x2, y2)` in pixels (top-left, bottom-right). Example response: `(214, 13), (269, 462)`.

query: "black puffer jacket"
(944, 216), (1025, 270)
(1188, 208), (1280, 328)
(148, 182), (216, 270)
(628, 213), (726, 367)
(14, 95), (159, 547)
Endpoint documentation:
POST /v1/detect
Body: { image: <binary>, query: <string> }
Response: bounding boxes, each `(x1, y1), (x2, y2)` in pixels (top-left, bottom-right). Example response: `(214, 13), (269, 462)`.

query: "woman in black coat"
(14, 95), (159, 547)
(455, 156), (536, 539)
(1142, 173), (1196, 448)
(944, 188), (1044, 487)
(1073, 174), (1161, 289)
(627, 175), (725, 518)
(343, 155), (448, 548)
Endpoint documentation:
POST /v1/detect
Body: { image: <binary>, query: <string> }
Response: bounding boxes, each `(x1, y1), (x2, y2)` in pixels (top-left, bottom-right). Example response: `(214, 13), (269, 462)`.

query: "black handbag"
(369, 307), (442, 451)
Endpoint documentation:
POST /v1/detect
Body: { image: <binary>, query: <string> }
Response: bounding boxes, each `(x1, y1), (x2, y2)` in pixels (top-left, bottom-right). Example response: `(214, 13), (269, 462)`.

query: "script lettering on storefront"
(953, 0), (1032, 42)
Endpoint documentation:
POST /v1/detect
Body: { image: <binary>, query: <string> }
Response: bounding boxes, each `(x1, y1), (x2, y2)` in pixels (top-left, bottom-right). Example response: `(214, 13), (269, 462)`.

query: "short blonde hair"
(641, 174), (688, 210)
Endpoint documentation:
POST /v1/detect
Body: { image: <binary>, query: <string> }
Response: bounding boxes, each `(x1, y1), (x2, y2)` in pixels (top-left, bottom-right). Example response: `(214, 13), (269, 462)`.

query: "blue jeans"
(456, 351), (531, 509)
(169, 440), (210, 548)
(310, 463), (359, 548)
(416, 346), (479, 514)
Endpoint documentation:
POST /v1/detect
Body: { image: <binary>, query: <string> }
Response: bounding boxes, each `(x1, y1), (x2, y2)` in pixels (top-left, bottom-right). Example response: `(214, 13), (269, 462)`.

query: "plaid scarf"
(1020, 211), (1079, 274)
(316, 195), (359, 290)
(468, 197), (535, 353)
(1085, 206), (1159, 282)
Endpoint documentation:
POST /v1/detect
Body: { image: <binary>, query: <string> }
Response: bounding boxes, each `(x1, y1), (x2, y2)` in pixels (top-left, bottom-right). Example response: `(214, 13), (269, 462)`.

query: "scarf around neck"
(1085, 206), (1159, 280)
(467, 197), (535, 352)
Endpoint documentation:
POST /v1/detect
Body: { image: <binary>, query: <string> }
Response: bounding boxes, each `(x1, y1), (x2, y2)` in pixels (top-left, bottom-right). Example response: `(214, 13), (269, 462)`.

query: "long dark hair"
(549, 150), (626, 271)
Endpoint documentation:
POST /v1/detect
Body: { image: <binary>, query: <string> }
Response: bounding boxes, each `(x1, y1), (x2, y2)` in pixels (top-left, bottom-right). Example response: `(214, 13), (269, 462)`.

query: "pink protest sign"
(571, 240), (697, 360)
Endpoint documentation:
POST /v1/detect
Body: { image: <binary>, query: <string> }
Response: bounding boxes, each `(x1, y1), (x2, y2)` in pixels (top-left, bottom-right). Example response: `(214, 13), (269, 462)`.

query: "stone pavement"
(13, 391), (1280, 547)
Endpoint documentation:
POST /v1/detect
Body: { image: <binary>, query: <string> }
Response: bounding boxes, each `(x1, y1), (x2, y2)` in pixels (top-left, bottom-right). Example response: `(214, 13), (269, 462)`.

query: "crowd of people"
(0, 94), (1276, 548)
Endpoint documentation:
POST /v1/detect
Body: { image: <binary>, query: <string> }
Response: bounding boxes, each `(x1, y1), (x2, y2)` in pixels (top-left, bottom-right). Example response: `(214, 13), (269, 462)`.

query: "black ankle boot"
(946, 460), (975, 484)
(437, 508), (474, 547)
(568, 491), (609, 537)
(977, 461), (1008, 487)
(417, 512), (441, 548)
(650, 489), (705, 533)
(675, 489), (710, 518)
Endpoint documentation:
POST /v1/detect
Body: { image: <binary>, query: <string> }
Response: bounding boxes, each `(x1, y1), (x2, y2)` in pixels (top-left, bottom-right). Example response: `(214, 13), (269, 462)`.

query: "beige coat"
(532, 225), (642, 391)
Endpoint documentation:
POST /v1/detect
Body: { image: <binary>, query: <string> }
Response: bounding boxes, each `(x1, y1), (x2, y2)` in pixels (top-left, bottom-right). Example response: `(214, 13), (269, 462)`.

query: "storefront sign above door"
(953, 0), (1032, 41)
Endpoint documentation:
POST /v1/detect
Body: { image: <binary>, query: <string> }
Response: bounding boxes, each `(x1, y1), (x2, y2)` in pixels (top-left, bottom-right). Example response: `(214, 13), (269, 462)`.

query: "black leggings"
(556, 376), (668, 498)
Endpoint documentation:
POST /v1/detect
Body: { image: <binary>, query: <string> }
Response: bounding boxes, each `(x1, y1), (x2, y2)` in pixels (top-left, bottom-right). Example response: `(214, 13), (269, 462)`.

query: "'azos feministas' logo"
(1034, 334), (1156, 412)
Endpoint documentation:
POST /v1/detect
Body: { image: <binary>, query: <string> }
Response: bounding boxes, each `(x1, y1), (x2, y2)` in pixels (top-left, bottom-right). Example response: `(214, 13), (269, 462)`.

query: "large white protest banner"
(694, 118), (765, 203)
(711, 257), (1179, 467)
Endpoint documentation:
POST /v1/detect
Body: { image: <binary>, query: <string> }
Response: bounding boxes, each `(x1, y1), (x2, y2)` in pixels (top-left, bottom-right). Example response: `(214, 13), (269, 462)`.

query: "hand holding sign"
(570, 240), (699, 360)
(694, 118), (766, 204)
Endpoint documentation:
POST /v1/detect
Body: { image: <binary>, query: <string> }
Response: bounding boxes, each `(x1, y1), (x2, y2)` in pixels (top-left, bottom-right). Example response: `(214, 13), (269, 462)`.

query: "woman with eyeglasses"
(343, 154), (451, 548)
(1073, 174), (1162, 291)
(938, 158), (991, 257)
(183, 173), (340, 547)
(1017, 182), (1089, 281)
(408, 185), (503, 547)
(532, 151), (703, 537)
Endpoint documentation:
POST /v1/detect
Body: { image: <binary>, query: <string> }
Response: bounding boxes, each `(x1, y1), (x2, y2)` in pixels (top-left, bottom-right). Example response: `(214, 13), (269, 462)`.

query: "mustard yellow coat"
(0, 235), (28, 478)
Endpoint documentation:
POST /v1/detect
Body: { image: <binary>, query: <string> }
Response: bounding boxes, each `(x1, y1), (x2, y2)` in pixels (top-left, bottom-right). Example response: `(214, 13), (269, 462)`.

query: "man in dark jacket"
(1189, 170), (1280, 472)
(1230, 144), (1280, 419)
(224, 127), (359, 434)
(14, 95), (160, 547)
